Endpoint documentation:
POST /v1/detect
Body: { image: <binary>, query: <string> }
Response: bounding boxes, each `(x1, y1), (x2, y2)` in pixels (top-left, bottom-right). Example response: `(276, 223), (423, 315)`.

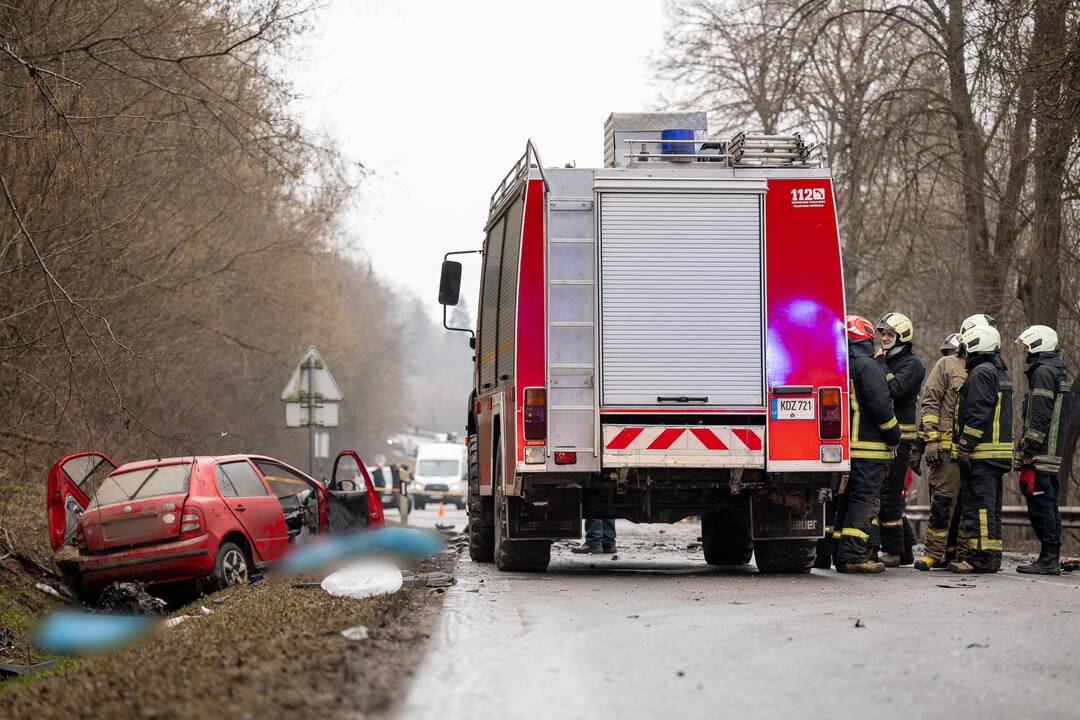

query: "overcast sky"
(291, 0), (667, 318)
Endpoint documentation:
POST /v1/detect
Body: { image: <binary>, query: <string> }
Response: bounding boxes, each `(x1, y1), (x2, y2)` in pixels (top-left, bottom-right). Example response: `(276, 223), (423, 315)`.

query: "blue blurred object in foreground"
(33, 611), (152, 654)
(282, 526), (444, 574)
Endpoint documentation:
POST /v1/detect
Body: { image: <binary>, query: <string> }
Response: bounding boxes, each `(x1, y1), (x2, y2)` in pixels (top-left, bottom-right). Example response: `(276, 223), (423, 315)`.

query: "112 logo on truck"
(437, 114), (848, 575)
(790, 187), (826, 208)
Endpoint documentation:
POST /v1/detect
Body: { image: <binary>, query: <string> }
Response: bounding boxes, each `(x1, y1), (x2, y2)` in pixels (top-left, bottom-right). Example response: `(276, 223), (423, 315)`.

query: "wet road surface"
(399, 519), (1080, 720)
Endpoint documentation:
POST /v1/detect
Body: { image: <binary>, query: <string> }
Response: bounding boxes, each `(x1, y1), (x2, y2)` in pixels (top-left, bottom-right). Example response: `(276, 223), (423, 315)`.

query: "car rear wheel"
(213, 541), (250, 590)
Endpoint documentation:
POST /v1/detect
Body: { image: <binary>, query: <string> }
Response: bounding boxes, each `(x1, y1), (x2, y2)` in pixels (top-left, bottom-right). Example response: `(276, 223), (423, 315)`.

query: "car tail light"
(524, 388), (546, 440)
(179, 503), (205, 539)
(818, 386), (843, 439)
(554, 451), (577, 465)
(367, 486), (385, 528)
(75, 524), (87, 552)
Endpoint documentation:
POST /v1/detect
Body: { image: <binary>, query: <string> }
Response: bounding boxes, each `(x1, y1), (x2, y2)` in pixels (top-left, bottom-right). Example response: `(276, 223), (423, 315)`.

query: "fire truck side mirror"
(438, 260), (462, 306)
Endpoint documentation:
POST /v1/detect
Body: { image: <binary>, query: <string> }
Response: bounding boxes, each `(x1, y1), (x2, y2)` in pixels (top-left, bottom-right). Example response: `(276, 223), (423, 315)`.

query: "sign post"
(282, 345), (343, 475)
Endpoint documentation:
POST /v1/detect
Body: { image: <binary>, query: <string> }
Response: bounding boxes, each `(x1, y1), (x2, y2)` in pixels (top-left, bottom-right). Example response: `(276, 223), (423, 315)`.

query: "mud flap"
(751, 491), (825, 541)
(507, 488), (582, 540)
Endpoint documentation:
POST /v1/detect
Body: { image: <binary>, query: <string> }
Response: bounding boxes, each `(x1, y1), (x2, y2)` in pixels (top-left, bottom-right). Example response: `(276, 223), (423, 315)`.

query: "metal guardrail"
(906, 505), (1080, 530)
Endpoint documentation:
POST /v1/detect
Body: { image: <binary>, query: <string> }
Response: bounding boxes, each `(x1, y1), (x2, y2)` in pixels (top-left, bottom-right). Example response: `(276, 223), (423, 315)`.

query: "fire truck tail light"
(818, 386), (842, 440)
(524, 388), (546, 440)
(554, 451), (577, 465)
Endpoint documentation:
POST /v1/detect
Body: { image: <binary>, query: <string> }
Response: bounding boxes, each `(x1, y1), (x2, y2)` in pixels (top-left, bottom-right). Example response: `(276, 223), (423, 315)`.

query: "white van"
(412, 443), (467, 510)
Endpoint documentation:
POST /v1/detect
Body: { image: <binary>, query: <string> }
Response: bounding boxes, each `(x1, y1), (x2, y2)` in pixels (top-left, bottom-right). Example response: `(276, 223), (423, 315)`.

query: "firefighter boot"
(836, 560), (885, 574)
(1017, 544), (1061, 575)
(880, 552), (901, 568)
(914, 555), (943, 571)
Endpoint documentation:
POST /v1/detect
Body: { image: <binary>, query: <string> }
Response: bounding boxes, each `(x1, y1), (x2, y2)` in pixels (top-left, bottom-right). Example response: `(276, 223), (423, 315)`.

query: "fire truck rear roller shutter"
(497, 197), (524, 381)
(599, 192), (764, 407)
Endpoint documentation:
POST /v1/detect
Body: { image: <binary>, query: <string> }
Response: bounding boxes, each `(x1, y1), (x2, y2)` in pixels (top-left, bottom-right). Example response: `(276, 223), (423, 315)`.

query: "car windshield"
(92, 464), (192, 506)
(417, 459), (459, 477)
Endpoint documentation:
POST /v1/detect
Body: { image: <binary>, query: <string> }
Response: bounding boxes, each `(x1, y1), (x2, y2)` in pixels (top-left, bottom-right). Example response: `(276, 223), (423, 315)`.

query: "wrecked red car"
(47, 450), (384, 599)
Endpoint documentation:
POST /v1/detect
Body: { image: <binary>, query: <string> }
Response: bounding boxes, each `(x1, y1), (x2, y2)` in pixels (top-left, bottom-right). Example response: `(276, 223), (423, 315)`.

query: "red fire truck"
(438, 112), (848, 573)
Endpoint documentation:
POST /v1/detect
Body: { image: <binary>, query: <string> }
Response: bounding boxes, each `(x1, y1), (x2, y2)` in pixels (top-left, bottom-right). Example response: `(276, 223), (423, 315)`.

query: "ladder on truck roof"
(621, 131), (825, 168)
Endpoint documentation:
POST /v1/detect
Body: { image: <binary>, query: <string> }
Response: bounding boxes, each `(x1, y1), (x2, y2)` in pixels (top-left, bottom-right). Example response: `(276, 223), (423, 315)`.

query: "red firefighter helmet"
(846, 314), (875, 341)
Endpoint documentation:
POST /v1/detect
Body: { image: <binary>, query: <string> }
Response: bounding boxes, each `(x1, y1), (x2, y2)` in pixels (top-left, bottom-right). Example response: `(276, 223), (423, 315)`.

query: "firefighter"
(950, 323), (1012, 573)
(831, 315), (902, 574)
(873, 313), (925, 566)
(912, 332), (966, 570)
(1014, 325), (1072, 575)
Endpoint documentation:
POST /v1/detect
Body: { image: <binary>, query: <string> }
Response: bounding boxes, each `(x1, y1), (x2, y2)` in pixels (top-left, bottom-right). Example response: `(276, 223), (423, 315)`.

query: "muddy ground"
(0, 552), (454, 720)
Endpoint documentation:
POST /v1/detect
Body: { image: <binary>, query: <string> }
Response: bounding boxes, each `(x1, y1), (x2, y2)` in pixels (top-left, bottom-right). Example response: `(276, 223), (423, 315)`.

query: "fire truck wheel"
(753, 539), (817, 574)
(493, 446), (550, 572)
(701, 509), (753, 566)
(467, 434), (494, 562)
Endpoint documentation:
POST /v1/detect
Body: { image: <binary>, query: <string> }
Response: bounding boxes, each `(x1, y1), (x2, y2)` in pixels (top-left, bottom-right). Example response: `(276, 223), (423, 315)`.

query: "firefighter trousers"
(922, 460), (962, 561)
(832, 459), (886, 564)
(878, 442), (912, 554)
(1026, 472), (1062, 548)
(958, 460), (1004, 572)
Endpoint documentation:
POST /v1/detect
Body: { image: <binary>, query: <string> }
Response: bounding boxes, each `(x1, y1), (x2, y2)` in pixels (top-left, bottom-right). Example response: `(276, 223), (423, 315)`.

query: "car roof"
(111, 454), (256, 474)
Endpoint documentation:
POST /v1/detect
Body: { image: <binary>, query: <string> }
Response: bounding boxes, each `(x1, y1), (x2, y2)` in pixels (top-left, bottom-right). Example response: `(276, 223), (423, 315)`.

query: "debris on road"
(164, 615), (193, 628)
(936, 583), (976, 589)
(97, 581), (167, 616)
(0, 659), (57, 678)
(34, 582), (67, 601)
(340, 624), (370, 641)
(321, 560), (404, 599)
(1062, 557), (1079, 572)
(854, 618), (865, 628)
(966, 643), (989, 649)
(401, 570), (455, 588)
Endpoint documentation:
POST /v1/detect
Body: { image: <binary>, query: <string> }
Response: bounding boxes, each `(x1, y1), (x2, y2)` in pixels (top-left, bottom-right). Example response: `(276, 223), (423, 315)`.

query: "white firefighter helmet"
(1016, 325), (1058, 354)
(940, 332), (961, 355)
(960, 313), (996, 334)
(960, 324), (1000, 354)
(877, 312), (913, 348)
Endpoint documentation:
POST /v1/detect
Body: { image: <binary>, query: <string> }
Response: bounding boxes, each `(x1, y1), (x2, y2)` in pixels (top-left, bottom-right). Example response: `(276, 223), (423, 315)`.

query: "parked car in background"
(47, 450), (383, 600)
(412, 443), (467, 509)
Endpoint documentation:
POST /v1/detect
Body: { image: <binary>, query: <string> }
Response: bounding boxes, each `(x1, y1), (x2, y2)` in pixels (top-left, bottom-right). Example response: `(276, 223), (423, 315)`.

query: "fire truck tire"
(493, 447), (550, 572)
(701, 511), (753, 566)
(467, 434), (494, 562)
(753, 539), (817, 574)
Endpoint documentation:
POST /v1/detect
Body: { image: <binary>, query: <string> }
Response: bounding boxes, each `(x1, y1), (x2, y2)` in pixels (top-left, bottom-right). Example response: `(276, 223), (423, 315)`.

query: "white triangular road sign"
(281, 345), (344, 402)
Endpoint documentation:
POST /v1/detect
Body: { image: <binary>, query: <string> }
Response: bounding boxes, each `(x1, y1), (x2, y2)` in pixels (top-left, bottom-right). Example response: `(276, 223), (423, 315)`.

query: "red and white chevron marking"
(603, 426), (763, 453)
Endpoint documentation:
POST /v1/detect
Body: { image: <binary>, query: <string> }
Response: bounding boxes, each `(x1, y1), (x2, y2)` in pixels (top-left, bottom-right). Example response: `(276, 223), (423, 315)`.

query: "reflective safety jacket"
(849, 339), (902, 461)
(918, 354), (966, 452)
(878, 344), (925, 442)
(1019, 352), (1072, 475)
(954, 352), (1013, 468)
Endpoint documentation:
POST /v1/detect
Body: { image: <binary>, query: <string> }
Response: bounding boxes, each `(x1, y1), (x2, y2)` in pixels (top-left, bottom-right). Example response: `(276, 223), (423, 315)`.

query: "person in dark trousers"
(572, 519), (616, 554)
(951, 323), (1012, 574)
(1014, 325), (1072, 575)
(874, 312), (925, 566)
(912, 331), (968, 570)
(831, 315), (902, 574)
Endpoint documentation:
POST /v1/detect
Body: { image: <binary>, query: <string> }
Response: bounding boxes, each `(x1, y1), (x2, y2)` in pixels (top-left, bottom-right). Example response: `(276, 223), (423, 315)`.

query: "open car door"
(47, 452), (117, 551)
(329, 451), (385, 531)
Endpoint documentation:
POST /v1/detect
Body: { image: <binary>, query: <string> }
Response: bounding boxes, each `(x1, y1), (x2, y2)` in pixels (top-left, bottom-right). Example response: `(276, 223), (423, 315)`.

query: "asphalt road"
(399, 519), (1080, 720)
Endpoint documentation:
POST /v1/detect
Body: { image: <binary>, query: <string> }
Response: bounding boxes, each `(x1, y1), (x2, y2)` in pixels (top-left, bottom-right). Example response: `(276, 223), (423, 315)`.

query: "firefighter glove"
(924, 441), (941, 468)
(956, 447), (972, 474)
(1019, 468), (1036, 497)
(908, 448), (923, 476)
